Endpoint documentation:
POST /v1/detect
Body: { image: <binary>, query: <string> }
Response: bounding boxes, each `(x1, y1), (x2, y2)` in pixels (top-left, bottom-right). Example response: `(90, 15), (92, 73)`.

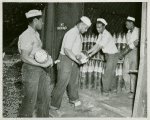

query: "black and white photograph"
(2, 1), (147, 118)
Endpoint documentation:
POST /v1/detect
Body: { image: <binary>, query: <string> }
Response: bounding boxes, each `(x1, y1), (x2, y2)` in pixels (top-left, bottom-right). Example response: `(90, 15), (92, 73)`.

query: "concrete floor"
(56, 89), (133, 117)
(3, 56), (133, 118)
(59, 91), (123, 117)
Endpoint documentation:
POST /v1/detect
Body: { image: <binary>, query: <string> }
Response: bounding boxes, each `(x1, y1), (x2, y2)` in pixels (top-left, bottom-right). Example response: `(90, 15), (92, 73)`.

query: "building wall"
(84, 2), (142, 35)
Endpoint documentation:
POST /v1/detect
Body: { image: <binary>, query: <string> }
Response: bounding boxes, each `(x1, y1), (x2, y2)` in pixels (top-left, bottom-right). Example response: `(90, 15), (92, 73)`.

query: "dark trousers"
(102, 53), (118, 93)
(51, 54), (80, 109)
(18, 63), (50, 117)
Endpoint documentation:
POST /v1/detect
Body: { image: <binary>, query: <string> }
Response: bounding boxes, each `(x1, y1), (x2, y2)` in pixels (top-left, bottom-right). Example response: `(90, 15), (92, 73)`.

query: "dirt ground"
(3, 55), (133, 118)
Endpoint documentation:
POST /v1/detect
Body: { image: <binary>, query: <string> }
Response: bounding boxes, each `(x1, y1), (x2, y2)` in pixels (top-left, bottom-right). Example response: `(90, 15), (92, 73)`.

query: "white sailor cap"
(25, 10), (42, 18)
(97, 18), (108, 26)
(127, 16), (135, 22)
(80, 16), (92, 27)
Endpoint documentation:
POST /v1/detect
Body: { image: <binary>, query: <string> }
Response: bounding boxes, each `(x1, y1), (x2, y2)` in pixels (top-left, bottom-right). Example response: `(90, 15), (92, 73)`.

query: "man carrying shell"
(49, 16), (91, 117)
(18, 10), (53, 117)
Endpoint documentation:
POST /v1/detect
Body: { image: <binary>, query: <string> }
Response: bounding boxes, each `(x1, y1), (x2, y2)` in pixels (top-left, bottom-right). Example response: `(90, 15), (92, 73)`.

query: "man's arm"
(88, 44), (98, 54)
(118, 28), (140, 59)
(88, 35), (101, 54)
(118, 39), (139, 59)
(21, 49), (52, 68)
(88, 33), (109, 57)
(64, 48), (80, 64)
(88, 44), (103, 57)
(19, 33), (53, 68)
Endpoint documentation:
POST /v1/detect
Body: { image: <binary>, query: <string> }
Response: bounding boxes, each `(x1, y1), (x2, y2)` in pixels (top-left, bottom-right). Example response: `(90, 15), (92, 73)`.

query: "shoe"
(75, 104), (83, 111)
(32, 109), (37, 117)
(122, 89), (130, 93)
(75, 104), (91, 112)
(74, 101), (90, 112)
(110, 89), (118, 97)
(111, 89), (117, 93)
(109, 92), (118, 97)
(128, 93), (134, 99)
(74, 101), (82, 110)
(102, 92), (109, 96)
(49, 109), (61, 118)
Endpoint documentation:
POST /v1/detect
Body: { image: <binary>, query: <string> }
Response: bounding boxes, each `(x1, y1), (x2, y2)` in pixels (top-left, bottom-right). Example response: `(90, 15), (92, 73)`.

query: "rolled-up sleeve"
(64, 31), (77, 50)
(19, 34), (33, 51)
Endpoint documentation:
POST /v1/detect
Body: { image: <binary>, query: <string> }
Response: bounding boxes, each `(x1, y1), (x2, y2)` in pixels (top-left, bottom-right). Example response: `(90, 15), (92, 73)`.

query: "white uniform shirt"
(60, 26), (83, 56)
(96, 29), (118, 54)
(126, 27), (140, 45)
(18, 25), (42, 58)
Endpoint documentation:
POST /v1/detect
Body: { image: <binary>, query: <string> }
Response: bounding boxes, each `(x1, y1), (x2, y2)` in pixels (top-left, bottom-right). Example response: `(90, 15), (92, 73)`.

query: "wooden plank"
(128, 70), (138, 73)
(132, 2), (147, 117)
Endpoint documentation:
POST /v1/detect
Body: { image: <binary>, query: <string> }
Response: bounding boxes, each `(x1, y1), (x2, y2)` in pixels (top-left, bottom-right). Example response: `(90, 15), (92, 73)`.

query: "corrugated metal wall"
(84, 2), (142, 35)
(132, 3), (147, 117)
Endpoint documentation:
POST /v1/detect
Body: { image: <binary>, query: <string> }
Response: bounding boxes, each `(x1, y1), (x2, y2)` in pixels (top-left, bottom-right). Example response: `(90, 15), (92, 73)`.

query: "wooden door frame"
(132, 2), (147, 117)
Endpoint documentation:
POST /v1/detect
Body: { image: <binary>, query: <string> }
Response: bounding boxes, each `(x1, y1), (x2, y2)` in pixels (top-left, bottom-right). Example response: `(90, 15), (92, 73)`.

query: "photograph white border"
(0, 0), (149, 120)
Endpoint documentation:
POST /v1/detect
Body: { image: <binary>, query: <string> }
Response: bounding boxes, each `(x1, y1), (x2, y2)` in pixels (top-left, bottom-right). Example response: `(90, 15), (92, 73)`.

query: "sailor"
(49, 16), (91, 117)
(88, 18), (118, 96)
(119, 16), (140, 99)
(18, 10), (53, 117)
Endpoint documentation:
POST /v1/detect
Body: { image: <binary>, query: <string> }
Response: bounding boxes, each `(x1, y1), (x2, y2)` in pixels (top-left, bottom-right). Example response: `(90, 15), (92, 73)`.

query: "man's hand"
(88, 54), (92, 58)
(75, 55), (83, 65)
(77, 60), (83, 65)
(75, 54), (82, 60)
(40, 56), (53, 68)
(118, 54), (124, 60)
(116, 52), (123, 60)
(75, 52), (89, 65)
